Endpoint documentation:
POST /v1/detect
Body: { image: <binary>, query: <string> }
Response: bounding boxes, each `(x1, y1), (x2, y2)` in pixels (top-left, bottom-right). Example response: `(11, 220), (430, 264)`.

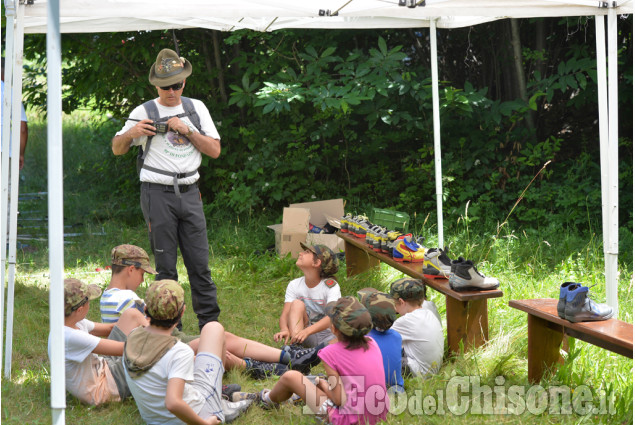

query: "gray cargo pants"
(141, 182), (220, 329)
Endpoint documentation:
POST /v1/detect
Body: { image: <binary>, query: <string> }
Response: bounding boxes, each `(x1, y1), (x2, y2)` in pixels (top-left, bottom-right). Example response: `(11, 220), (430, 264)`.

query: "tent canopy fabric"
(20, 0), (634, 33)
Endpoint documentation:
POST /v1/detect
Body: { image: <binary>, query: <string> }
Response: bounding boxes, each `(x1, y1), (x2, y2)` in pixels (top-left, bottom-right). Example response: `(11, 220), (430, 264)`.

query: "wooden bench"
(337, 231), (503, 353)
(509, 298), (633, 383)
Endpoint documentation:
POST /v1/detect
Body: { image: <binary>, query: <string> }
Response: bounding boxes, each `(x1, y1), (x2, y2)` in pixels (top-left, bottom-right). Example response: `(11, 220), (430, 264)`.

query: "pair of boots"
(557, 282), (613, 322)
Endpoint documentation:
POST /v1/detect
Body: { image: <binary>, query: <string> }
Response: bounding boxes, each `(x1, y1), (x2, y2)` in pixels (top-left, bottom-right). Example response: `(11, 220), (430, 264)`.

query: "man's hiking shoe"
(449, 260), (499, 291)
(244, 358), (289, 380)
(422, 248), (453, 278)
(564, 285), (614, 323)
(232, 391), (259, 402)
(283, 343), (325, 373)
(220, 398), (254, 423)
(222, 383), (241, 400)
(557, 282), (579, 319)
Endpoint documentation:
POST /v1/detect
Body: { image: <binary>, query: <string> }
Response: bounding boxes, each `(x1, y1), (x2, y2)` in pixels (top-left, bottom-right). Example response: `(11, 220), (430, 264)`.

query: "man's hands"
(129, 119), (157, 138)
(167, 117), (191, 135)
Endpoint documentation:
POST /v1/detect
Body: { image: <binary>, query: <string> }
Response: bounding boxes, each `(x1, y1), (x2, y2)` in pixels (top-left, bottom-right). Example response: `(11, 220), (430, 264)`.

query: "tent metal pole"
(3, 0), (25, 379)
(0, 0), (17, 376)
(605, 7), (619, 313)
(47, 0), (66, 423)
(430, 19), (443, 248)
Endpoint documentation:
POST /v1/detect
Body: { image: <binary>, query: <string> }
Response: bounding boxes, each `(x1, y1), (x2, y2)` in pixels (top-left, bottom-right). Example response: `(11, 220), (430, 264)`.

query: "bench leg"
(527, 314), (564, 384)
(446, 297), (488, 353)
(343, 240), (380, 277)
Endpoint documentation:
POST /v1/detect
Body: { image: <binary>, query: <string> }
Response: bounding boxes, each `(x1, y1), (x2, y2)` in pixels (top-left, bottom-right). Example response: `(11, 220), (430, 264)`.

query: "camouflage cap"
(390, 278), (426, 300)
(300, 242), (339, 276)
(325, 296), (372, 337)
(111, 244), (157, 274)
(145, 280), (184, 320)
(64, 278), (102, 316)
(357, 288), (397, 331)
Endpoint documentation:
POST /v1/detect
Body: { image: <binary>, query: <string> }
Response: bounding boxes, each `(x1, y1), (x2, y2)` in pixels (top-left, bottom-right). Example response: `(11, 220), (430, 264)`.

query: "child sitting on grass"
(100, 244), (198, 345)
(123, 279), (254, 424)
(357, 287), (404, 391)
(274, 242), (341, 348)
(389, 278), (444, 377)
(51, 278), (147, 406)
(260, 296), (389, 425)
(100, 244), (157, 323)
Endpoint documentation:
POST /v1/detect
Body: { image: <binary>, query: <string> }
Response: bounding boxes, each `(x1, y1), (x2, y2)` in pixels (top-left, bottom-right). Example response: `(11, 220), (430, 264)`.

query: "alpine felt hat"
(149, 48), (192, 87)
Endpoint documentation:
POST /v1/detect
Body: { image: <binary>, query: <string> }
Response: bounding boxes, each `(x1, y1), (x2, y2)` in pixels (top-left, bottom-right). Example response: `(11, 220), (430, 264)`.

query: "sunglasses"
(159, 81), (184, 91)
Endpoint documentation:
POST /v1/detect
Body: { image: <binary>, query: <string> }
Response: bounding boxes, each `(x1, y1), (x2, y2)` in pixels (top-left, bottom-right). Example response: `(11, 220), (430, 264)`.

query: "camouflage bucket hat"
(64, 278), (102, 316)
(325, 296), (372, 337)
(111, 244), (157, 274)
(357, 289), (397, 331)
(145, 280), (184, 320)
(149, 48), (192, 86)
(390, 278), (426, 300)
(300, 242), (339, 276)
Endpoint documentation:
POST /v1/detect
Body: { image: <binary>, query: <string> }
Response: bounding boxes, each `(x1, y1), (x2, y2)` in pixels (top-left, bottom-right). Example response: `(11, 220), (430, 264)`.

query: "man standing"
(112, 48), (220, 330)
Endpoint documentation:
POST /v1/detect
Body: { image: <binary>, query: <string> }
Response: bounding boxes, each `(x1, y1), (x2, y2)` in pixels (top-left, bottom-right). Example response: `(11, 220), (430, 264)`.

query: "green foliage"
(20, 21), (633, 233)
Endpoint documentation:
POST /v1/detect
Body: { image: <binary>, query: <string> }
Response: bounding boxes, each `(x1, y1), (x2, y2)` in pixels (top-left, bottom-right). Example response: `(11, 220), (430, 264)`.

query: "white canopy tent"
(1, 1), (632, 423)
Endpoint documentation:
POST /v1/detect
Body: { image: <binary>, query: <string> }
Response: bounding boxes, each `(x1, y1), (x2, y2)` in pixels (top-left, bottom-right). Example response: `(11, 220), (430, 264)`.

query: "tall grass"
(1, 113), (632, 424)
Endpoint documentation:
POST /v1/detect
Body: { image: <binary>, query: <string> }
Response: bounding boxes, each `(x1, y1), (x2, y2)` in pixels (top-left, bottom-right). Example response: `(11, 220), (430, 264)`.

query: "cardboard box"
(268, 199), (345, 258)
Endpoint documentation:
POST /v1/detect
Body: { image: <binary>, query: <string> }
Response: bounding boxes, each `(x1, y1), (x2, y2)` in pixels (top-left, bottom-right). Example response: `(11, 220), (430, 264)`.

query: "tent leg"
(47, 0), (67, 421)
(430, 19), (443, 249)
(3, 0), (26, 379)
(0, 0), (17, 376)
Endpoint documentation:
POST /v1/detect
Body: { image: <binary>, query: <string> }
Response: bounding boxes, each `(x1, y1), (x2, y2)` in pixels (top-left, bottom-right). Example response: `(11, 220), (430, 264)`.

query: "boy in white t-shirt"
(274, 243), (341, 348)
(49, 278), (147, 406)
(123, 280), (253, 424)
(389, 278), (444, 377)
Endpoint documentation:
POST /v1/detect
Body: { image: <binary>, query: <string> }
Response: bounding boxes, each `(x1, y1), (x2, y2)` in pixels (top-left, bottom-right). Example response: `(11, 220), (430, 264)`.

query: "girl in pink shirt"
(260, 296), (389, 425)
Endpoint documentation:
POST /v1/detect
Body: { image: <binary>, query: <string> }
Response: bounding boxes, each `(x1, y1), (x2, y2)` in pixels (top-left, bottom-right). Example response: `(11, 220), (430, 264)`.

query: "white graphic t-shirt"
(116, 98), (220, 186)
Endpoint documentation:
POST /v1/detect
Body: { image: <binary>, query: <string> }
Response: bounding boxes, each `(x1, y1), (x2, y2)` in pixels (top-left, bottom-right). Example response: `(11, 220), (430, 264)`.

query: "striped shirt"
(100, 288), (145, 323)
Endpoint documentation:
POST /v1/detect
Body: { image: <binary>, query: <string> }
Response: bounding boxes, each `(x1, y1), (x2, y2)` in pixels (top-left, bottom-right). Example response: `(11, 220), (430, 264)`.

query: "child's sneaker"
(449, 260), (499, 291)
(557, 282), (579, 319)
(564, 285), (614, 323)
(220, 397), (254, 422)
(340, 214), (352, 233)
(353, 217), (372, 239)
(244, 358), (289, 380)
(221, 383), (241, 400)
(283, 343), (324, 373)
(385, 232), (412, 256)
(231, 391), (259, 402)
(393, 237), (425, 262)
(422, 248), (453, 278)
(258, 389), (279, 410)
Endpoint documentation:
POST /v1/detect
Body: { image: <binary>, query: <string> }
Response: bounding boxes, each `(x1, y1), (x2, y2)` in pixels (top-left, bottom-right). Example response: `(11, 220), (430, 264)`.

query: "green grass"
(1, 112), (632, 424)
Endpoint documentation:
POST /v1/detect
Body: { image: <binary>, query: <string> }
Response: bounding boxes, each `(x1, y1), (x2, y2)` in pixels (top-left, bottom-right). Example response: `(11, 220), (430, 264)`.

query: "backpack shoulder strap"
(180, 97), (206, 136)
(136, 100), (160, 174)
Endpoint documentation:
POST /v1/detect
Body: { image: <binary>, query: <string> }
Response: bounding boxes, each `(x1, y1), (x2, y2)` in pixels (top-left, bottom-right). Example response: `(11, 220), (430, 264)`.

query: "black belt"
(142, 181), (198, 194)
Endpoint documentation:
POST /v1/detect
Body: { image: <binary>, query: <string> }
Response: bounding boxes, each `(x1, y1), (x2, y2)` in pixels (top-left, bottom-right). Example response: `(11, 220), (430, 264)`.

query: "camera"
(153, 121), (169, 134)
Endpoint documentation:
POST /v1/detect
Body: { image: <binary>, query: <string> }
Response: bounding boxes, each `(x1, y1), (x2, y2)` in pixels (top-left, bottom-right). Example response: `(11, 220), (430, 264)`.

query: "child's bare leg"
(287, 300), (309, 339)
(188, 338), (200, 354)
(269, 371), (328, 413)
(198, 322), (225, 359)
(116, 308), (148, 335)
(224, 351), (248, 371)
(225, 332), (281, 363)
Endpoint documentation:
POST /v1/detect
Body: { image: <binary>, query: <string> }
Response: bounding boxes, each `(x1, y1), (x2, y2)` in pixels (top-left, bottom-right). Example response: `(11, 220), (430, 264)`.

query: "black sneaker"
(244, 358), (289, 380)
(283, 343), (325, 373)
(221, 383), (241, 400)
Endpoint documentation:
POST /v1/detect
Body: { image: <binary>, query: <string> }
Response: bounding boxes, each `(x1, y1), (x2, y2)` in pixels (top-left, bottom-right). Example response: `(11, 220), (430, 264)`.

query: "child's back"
(369, 328), (404, 388)
(319, 337), (387, 425)
(392, 306), (443, 375)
